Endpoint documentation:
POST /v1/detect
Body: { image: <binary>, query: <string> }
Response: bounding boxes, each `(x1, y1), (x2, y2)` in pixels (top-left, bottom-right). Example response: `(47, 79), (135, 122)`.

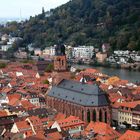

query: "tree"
(0, 0), (140, 51)
(116, 35), (128, 50)
(45, 63), (54, 72)
(127, 41), (136, 51)
(43, 80), (49, 84)
(0, 63), (7, 68)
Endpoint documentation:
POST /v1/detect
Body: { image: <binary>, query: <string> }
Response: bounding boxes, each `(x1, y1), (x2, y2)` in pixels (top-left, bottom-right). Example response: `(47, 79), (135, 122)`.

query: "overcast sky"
(0, 0), (69, 18)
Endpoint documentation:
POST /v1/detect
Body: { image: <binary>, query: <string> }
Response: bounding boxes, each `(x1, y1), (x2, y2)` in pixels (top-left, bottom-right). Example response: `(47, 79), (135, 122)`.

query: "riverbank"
(93, 62), (140, 72)
(72, 64), (140, 83)
(72, 60), (140, 72)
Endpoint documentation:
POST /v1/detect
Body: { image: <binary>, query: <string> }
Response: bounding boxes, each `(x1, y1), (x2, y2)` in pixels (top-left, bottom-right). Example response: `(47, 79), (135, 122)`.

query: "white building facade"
(72, 46), (94, 59)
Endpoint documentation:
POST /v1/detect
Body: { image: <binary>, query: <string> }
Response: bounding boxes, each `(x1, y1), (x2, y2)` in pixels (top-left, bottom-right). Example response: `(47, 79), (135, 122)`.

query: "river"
(72, 64), (140, 83)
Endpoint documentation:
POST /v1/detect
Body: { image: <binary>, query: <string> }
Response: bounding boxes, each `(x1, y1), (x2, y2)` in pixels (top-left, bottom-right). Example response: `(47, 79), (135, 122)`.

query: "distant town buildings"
(107, 50), (140, 64)
(0, 34), (139, 70)
(41, 46), (55, 59)
(34, 48), (42, 56)
(102, 43), (110, 53)
(96, 52), (107, 63)
(72, 45), (94, 60)
(0, 34), (23, 54)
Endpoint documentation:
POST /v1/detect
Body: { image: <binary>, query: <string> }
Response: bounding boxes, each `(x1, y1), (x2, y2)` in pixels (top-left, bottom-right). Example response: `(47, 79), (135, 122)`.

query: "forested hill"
(1, 0), (140, 50)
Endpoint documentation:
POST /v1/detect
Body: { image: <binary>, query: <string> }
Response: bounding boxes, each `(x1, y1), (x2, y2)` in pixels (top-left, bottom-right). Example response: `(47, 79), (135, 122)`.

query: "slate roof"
(48, 79), (109, 106)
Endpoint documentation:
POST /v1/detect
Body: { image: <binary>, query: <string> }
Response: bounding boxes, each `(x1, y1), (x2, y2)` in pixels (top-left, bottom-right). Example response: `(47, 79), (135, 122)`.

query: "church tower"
(54, 44), (67, 71)
(51, 44), (71, 85)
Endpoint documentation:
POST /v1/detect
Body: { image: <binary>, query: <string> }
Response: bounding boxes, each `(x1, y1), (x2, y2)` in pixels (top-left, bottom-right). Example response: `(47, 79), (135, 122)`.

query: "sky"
(0, 0), (69, 18)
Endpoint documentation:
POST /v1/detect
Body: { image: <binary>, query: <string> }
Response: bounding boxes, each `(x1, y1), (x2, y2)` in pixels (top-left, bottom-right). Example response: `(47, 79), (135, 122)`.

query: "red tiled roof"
(47, 132), (62, 140)
(112, 80), (129, 87)
(16, 121), (31, 131)
(27, 116), (43, 126)
(0, 110), (8, 117)
(107, 76), (120, 85)
(55, 113), (66, 121)
(47, 121), (55, 128)
(109, 92), (125, 103)
(35, 131), (46, 140)
(1, 87), (12, 93)
(20, 100), (35, 110)
(85, 121), (120, 139)
(120, 100), (140, 108)
(84, 68), (100, 74)
(41, 117), (49, 123)
(119, 130), (140, 140)
(112, 102), (122, 109)
(132, 86), (140, 95)
(57, 116), (85, 129)
(8, 94), (21, 106)
(9, 80), (17, 87)
(100, 84), (109, 91)
(8, 94), (21, 101)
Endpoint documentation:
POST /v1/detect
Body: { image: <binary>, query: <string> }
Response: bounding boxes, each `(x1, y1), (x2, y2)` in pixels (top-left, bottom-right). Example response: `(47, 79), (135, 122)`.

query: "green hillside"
(1, 0), (140, 50)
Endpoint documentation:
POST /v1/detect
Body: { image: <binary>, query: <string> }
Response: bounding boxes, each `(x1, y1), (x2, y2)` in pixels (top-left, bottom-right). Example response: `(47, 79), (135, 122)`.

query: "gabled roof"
(55, 113), (66, 121)
(16, 121), (31, 131)
(8, 94), (21, 101)
(48, 79), (109, 106)
(27, 116), (43, 126)
(8, 94), (21, 106)
(20, 100), (35, 110)
(85, 121), (120, 139)
(57, 115), (85, 129)
(120, 101), (140, 109)
(111, 102), (122, 109)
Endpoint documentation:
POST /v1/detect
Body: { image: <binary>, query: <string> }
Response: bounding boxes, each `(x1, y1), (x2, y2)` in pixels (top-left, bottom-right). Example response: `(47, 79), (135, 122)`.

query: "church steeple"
(54, 44), (67, 71)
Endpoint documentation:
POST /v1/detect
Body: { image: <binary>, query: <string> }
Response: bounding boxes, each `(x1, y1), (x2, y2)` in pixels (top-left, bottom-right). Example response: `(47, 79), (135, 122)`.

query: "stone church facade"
(47, 79), (111, 123)
(47, 44), (111, 123)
